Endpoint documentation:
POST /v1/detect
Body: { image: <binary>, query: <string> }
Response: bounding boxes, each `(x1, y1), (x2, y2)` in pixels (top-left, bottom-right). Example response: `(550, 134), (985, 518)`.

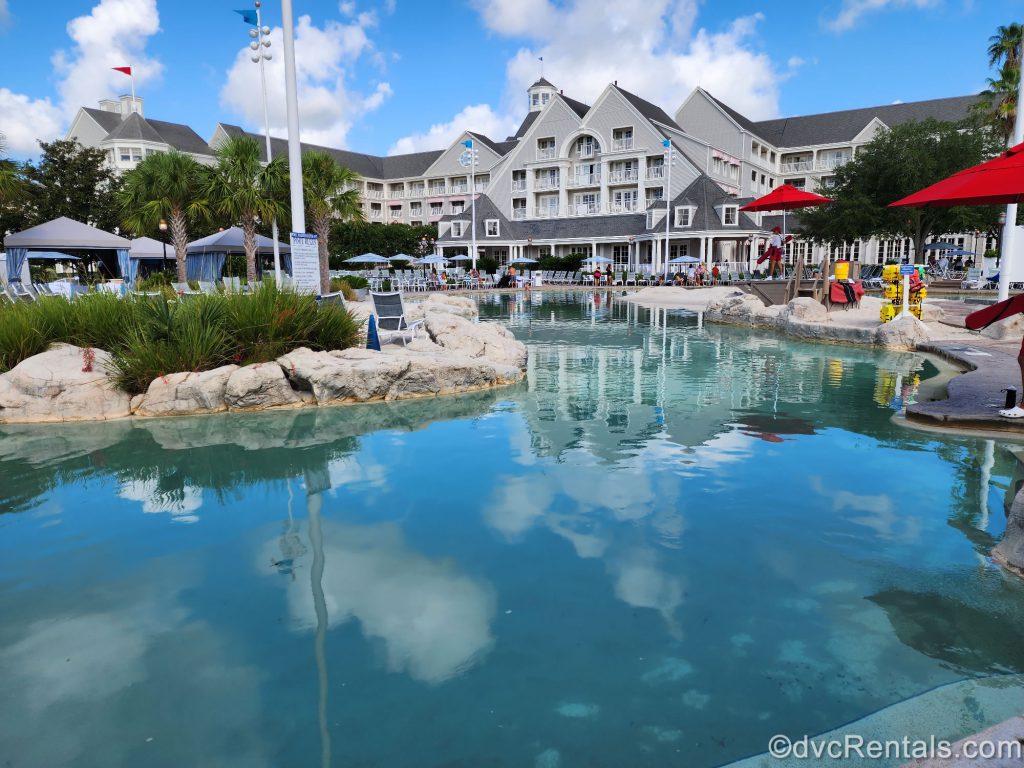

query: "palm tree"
(119, 150), (209, 282)
(0, 134), (25, 208)
(204, 135), (288, 286)
(302, 151), (363, 293)
(988, 23), (1023, 69)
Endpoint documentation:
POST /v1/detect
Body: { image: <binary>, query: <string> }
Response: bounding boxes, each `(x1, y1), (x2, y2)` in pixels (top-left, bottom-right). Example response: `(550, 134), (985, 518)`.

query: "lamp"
(158, 218), (169, 276)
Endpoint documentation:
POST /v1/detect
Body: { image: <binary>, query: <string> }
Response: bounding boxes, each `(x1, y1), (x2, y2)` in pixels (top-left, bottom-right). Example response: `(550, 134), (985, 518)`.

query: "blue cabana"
(2, 217), (131, 284)
(186, 227), (292, 281)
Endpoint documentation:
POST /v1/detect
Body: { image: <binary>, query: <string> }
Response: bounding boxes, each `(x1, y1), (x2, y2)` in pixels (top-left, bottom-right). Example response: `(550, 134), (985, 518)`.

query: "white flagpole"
(664, 140), (672, 280)
(255, 3), (283, 284)
(471, 140), (477, 270)
(130, 69), (136, 112)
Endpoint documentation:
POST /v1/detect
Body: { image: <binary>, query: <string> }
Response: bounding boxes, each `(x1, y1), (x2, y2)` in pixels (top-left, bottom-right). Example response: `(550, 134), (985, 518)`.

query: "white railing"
(533, 206), (561, 218)
(389, 190), (406, 199)
(780, 159), (813, 173)
(449, 184), (469, 194)
(369, 209), (383, 219)
(577, 146), (595, 159)
(608, 169), (638, 183)
(537, 147), (557, 160)
(511, 179), (526, 191)
(570, 172), (600, 187)
(817, 156), (850, 170)
(611, 137), (634, 151)
(475, 182), (488, 192)
(429, 208), (444, 218)
(535, 177), (560, 191)
(610, 200), (640, 213)
(512, 208), (527, 220)
(409, 187), (425, 197)
(409, 208), (423, 218)
(567, 202), (601, 217)
(428, 186), (446, 196)
(366, 189), (385, 199)
(646, 166), (665, 180)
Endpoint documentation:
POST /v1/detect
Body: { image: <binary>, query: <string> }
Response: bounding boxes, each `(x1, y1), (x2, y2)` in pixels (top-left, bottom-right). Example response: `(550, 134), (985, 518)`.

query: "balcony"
(780, 159), (813, 173)
(409, 208), (424, 218)
(512, 208), (527, 220)
(366, 189), (385, 200)
(817, 156), (850, 170)
(511, 179), (527, 191)
(534, 177), (560, 191)
(389, 190), (406, 199)
(409, 187), (425, 198)
(369, 209), (383, 220)
(474, 182), (487, 193)
(566, 202), (601, 217)
(611, 137), (634, 151)
(569, 172), (600, 187)
(532, 206), (561, 218)
(536, 147), (557, 160)
(608, 169), (638, 184)
(646, 166), (665, 180)
(577, 147), (595, 159)
(427, 186), (446, 196)
(449, 183), (469, 194)
(428, 208), (444, 218)
(610, 200), (640, 213)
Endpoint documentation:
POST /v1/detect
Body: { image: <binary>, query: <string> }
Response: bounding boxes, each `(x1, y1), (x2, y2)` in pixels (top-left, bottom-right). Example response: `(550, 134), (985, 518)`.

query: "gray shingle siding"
(646, 175), (760, 232)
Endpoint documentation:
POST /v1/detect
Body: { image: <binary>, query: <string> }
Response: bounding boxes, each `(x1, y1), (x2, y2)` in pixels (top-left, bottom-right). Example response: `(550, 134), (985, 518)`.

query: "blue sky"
(0, 0), (1019, 159)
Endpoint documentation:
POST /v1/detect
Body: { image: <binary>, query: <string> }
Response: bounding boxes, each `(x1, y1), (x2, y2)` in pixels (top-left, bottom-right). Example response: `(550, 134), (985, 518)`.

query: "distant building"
(65, 83), (985, 271)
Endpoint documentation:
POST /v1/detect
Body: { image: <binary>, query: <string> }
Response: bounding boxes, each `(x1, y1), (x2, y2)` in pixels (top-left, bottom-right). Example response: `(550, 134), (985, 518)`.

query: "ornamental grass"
(0, 284), (363, 393)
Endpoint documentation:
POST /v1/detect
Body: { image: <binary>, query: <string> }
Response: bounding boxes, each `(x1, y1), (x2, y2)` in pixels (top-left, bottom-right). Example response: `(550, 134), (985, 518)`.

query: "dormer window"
(452, 221), (466, 238)
(485, 220), (499, 237)
(674, 206), (696, 227)
(721, 205), (738, 226)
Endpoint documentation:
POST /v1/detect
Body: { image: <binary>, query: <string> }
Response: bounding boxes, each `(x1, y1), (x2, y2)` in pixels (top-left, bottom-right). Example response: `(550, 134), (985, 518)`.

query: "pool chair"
(370, 291), (424, 346)
(171, 282), (198, 296)
(318, 291), (346, 309)
(197, 280), (219, 295)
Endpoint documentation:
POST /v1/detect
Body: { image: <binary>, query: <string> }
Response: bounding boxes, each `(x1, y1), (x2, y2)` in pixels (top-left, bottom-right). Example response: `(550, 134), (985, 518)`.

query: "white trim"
(484, 219), (500, 237)
(674, 205), (695, 228)
(451, 220), (467, 238)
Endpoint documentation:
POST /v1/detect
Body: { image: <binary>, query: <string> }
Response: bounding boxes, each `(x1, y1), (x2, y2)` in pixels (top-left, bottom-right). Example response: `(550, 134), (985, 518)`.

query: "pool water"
(2, 290), (1023, 767)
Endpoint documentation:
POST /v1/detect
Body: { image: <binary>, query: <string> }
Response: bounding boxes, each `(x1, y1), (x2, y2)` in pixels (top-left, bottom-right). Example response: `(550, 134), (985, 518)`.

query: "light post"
(281, 0), (306, 234)
(158, 218), (169, 277)
(244, 1), (283, 284)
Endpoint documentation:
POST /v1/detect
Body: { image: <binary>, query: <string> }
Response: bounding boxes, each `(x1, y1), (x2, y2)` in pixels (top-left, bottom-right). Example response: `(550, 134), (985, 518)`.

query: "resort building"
(65, 81), (983, 272)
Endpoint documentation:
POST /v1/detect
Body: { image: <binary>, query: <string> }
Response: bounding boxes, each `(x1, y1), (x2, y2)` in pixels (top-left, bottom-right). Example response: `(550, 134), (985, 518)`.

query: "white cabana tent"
(3, 217), (131, 284)
(186, 226), (291, 282)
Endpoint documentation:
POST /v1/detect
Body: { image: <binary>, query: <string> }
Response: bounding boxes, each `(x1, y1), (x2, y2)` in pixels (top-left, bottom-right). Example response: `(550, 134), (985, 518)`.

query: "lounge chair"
(197, 280), (218, 295)
(318, 291), (346, 308)
(961, 268), (989, 290)
(171, 282), (198, 296)
(370, 291), (424, 346)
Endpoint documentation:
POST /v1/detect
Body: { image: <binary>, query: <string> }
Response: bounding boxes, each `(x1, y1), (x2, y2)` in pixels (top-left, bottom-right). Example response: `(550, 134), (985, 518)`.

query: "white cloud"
(392, 0), (786, 154)
(388, 103), (519, 154)
(824, 0), (938, 32)
(0, 0), (163, 157)
(220, 13), (391, 149)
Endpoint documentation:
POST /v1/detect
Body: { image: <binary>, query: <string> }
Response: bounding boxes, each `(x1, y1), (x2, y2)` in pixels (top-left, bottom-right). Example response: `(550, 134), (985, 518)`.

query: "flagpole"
(663, 139), (671, 280)
(254, 2), (283, 284)
(130, 69), (136, 112)
(471, 141), (477, 271)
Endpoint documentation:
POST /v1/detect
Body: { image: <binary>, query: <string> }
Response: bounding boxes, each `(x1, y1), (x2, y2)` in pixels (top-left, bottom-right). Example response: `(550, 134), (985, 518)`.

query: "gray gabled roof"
(562, 95), (590, 119)
(466, 131), (516, 156)
(645, 175), (760, 232)
(103, 112), (165, 144)
(81, 107), (125, 134)
(510, 111), (539, 140)
(706, 91), (983, 148)
(215, 124), (443, 179)
(531, 77), (556, 88)
(99, 112), (211, 155)
(436, 195), (516, 241)
(613, 85), (680, 130)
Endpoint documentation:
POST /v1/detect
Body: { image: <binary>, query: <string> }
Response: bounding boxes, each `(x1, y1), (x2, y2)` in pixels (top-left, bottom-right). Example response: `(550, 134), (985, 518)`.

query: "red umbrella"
(740, 184), (832, 233)
(889, 141), (1024, 208)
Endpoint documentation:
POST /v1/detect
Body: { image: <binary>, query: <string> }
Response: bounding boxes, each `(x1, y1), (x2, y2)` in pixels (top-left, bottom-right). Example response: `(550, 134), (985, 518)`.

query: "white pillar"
(281, 0), (305, 233)
(998, 67), (1024, 300)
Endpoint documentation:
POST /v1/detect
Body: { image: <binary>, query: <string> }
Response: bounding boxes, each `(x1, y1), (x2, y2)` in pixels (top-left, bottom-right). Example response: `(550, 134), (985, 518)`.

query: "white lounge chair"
(370, 291), (424, 346)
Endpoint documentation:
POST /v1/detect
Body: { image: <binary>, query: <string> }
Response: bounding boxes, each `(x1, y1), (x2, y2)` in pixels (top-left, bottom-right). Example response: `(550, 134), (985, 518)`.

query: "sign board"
(290, 232), (320, 294)
(899, 264), (916, 275)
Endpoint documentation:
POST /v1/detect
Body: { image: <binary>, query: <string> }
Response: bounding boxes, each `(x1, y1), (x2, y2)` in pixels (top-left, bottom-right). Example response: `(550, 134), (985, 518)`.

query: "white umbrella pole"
(998, 68), (1024, 301)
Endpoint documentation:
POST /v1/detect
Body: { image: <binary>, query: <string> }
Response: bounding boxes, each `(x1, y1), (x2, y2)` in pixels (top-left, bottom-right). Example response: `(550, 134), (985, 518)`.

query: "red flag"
(112, 66), (132, 76)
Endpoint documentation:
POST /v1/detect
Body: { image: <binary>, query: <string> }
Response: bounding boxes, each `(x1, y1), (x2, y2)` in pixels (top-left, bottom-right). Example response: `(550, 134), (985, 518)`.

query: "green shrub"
(0, 283), (363, 393)
(341, 275), (369, 289)
(538, 253), (584, 272)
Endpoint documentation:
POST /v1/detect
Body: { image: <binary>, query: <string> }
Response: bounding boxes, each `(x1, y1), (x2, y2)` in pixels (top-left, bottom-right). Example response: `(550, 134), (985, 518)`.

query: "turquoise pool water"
(2, 290), (1023, 767)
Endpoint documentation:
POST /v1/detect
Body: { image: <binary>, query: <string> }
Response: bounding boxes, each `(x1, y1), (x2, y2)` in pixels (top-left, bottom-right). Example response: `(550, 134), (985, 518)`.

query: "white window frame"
(721, 205), (738, 226)
(674, 206), (695, 227)
(485, 219), (499, 237)
(451, 220), (466, 238)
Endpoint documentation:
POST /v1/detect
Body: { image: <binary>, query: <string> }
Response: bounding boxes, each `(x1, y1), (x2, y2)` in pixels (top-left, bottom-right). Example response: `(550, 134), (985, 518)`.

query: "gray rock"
(0, 344), (130, 423)
(405, 294), (478, 321)
(783, 297), (828, 322)
(135, 365), (238, 417)
(874, 315), (930, 350)
(224, 362), (305, 410)
(981, 312), (1024, 341)
(993, 486), (1024, 579)
(423, 311), (528, 369)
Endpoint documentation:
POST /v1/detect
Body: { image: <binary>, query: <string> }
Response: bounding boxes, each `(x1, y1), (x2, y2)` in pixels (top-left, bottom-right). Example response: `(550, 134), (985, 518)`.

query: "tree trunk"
(170, 207), (188, 283)
(314, 215), (330, 295)
(242, 214), (258, 286)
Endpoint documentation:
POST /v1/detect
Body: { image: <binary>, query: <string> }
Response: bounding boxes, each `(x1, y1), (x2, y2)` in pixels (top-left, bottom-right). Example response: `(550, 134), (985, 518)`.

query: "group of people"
(928, 253), (974, 276)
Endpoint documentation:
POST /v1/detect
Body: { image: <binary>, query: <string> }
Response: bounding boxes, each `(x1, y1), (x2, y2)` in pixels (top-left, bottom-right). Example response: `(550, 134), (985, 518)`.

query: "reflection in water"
(2, 291), (1024, 767)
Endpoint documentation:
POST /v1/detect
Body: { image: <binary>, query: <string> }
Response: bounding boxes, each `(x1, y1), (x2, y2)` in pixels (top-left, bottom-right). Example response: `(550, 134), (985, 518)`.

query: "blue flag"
(234, 9), (258, 25)
(662, 138), (671, 148)
(463, 139), (473, 148)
